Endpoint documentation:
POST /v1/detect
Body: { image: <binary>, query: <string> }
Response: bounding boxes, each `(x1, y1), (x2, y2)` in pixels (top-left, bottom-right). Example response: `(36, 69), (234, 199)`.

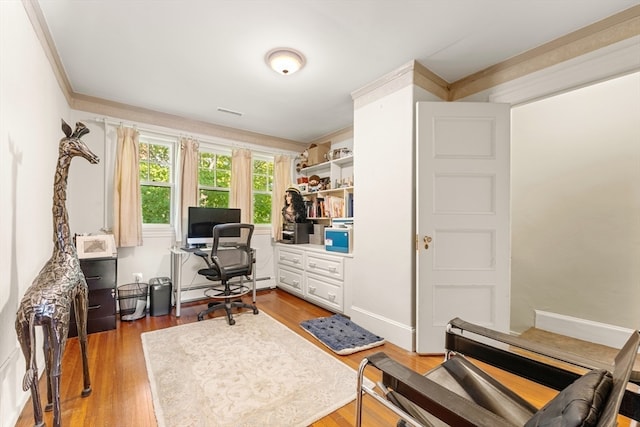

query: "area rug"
(141, 312), (366, 427)
(300, 314), (385, 355)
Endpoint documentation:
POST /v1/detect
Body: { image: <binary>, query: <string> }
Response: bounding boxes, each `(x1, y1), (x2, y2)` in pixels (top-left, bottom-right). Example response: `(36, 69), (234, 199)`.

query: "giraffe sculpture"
(15, 119), (99, 427)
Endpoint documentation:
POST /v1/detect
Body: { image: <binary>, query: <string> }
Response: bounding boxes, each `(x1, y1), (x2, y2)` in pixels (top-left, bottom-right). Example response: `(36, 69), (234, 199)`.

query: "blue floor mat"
(300, 314), (385, 355)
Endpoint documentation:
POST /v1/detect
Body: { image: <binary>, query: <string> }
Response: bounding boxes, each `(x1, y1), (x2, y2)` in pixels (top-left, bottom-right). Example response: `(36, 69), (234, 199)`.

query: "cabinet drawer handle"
(292, 280), (300, 288)
(85, 276), (102, 281)
(88, 304), (102, 311)
(329, 266), (336, 272)
(328, 293), (336, 301)
(293, 258), (300, 264)
(308, 286), (316, 294)
(308, 262), (316, 268)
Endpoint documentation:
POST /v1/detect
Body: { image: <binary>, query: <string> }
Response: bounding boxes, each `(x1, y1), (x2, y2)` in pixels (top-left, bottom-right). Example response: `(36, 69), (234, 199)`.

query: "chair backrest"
(210, 223), (254, 280)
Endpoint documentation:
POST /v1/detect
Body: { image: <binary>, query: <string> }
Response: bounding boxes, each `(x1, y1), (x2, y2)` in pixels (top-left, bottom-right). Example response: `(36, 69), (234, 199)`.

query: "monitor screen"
(186, 207), (241, 245)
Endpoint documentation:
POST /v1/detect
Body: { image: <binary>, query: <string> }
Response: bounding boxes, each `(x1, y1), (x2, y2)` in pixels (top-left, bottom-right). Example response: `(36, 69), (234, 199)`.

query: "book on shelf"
(346, 193), (354, 217)
(304, 194), (350, 219)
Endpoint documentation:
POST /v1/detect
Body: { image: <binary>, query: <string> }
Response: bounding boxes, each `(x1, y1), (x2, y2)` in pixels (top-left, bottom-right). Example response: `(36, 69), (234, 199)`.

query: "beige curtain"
(230, 148), (252, 223)
(179, 137), (199, 241)
(272, 154), (293, 240)
(113, 126), (142, 247)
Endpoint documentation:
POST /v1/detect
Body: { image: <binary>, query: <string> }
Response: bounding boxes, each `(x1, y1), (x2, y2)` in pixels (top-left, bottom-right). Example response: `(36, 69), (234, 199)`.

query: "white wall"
(351, 83), (439, 350)
(0, 2), (72, 425)
(63, 113), (277, 292)
(511, 72), (640, 333)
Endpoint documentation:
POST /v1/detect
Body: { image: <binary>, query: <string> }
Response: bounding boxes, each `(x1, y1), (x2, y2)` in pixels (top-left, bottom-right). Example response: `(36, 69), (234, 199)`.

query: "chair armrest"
(448, 317), (613, 373)
(364, 352), (517, 427)
(193, 250), (213, 268)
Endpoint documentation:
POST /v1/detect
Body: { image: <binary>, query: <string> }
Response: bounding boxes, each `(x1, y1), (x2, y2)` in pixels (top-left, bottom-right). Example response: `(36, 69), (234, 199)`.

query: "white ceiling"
(38, 0), (639, 143)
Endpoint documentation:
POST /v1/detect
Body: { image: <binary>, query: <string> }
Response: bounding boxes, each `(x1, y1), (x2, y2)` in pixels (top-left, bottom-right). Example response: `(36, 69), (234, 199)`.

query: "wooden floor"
(14, 289), (632, 426)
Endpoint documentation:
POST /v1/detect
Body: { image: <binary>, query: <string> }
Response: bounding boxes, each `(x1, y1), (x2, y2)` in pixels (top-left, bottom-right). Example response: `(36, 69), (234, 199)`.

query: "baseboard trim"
(1, 346), (30, 427)
(350, 306), (415, 351)
(534, 310), (635, 349)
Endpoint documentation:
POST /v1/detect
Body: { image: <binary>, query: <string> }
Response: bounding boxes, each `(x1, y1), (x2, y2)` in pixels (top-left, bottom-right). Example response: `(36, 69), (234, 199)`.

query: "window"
(139, 136), (174, 224)
(252, 156), (273, 224)
(198, 150), (231, 207)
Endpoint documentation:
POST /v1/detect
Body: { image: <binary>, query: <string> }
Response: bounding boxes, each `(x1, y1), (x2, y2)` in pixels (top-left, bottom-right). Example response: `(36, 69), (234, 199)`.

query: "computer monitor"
(186, 207), (241, 246)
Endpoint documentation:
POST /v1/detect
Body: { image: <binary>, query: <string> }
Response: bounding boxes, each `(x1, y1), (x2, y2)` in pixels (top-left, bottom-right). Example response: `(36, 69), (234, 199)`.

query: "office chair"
(356, 318), (640, 427)
(194, 223), (258, 325)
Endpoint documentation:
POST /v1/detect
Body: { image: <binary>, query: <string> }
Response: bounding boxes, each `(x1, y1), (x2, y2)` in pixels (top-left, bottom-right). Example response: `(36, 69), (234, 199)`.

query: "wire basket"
(117, 282), (148, 321)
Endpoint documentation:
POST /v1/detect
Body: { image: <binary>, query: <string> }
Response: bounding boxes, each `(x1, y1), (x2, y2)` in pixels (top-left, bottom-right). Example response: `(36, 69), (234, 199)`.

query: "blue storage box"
(325, 228), (352, 253)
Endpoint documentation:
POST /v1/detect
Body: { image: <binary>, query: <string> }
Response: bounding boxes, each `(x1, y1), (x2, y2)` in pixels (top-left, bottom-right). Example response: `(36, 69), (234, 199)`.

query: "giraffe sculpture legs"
(74, 286), (92, 397)
(17, 320), (45, 427)
(16, 284), (92, 427)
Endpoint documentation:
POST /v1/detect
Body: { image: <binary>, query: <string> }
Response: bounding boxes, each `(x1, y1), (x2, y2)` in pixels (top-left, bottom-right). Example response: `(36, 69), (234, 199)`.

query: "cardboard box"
(307, 142), (331, 166)
(309, 224), (325, 245)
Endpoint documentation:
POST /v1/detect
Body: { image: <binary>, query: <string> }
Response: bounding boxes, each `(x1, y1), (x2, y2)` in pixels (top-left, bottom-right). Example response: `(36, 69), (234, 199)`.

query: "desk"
(170, 246), (256, 317)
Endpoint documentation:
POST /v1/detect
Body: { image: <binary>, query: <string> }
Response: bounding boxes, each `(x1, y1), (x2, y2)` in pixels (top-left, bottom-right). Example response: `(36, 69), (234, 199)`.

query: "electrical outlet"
(133, 272), (143, 282)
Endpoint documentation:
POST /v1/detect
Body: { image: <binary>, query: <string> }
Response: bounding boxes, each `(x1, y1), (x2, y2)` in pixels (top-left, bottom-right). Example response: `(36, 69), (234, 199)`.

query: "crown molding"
(351, 5), (639, 107)
(449, 4), (640, 101)
(474, 35), (640, 106)
(308, 126), (354, 146)
(72, 93), (305, 152)
(22, 0), (74, 103)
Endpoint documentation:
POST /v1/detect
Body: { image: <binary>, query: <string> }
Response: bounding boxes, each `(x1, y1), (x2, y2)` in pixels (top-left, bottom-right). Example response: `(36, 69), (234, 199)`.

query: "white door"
(416, 102), (511, 354)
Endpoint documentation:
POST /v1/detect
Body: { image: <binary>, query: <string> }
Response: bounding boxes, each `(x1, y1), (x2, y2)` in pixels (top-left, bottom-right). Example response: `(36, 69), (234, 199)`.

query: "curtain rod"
(92, 117), (297, 156)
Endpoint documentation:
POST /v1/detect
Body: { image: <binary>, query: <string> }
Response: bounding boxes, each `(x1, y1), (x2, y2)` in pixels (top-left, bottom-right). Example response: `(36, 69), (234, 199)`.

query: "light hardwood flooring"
(14, 289), (633, 426)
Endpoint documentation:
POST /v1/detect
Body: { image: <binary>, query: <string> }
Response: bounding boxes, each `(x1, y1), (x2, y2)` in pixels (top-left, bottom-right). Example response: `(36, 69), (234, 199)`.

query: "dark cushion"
(525, 369), (612, 427)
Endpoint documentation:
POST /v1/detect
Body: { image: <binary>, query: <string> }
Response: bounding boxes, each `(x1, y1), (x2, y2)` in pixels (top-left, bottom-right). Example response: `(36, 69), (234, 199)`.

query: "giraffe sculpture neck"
(52, 152), (73, 256)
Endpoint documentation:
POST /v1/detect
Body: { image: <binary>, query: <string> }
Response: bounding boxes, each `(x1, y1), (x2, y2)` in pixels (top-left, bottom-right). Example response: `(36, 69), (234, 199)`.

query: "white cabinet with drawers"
(275, 243), (352, 314)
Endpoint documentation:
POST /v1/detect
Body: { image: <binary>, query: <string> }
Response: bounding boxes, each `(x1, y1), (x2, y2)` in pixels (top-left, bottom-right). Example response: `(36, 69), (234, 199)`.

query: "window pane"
(217, 155), (231, 170)
(139, 161), (150, 182)
(216, 169), (231, 188)
(199, 152), (215, 185)
(139, 142), (150, 181)
(139, 137), (173, 225)
(199, 189), (229, 208)
(253, 193), (271, 224)
(141, 185), (171, 224)
(149, 162), (169, 182)
(253, 174), (268, 191)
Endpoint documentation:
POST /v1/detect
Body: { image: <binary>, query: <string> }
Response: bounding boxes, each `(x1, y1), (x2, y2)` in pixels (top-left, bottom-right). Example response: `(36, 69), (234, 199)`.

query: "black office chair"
(194, 223), (259, 325)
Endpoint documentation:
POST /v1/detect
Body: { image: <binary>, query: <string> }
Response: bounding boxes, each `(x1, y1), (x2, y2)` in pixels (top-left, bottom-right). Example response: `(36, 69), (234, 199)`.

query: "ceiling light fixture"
(266, 48), (305, 75)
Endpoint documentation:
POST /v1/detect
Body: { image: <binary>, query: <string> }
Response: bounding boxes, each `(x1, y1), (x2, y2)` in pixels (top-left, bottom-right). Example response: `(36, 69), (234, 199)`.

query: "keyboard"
(183, 246), (211, 252)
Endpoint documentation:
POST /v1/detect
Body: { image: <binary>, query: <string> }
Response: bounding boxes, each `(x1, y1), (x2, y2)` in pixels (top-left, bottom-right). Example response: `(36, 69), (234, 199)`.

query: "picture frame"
(76, 234), (116, 259)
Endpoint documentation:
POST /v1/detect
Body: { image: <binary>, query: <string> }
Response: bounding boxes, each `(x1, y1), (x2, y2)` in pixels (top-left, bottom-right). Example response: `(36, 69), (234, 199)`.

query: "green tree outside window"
(140, 140), (172, 224)
(253, 158), (273, 224)
(199, 151), (231, 207)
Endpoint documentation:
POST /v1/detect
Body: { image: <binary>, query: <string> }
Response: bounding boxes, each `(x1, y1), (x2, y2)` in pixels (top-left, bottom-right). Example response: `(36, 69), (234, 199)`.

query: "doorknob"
(423, 235), (432, 250)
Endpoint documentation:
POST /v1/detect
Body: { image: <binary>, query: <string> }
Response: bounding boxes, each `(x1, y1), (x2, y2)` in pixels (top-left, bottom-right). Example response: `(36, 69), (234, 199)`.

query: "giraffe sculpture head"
(53, 120), (100, 252)
(61, 119), (99, 164)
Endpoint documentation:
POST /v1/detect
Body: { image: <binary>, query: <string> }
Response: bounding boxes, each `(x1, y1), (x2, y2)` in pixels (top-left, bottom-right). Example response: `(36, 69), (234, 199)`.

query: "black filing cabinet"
(68, 256), (117, 338)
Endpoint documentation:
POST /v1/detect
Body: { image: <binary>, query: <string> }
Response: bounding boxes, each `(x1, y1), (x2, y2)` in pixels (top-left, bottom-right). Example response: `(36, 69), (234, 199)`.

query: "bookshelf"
(298, 155), (353, 222)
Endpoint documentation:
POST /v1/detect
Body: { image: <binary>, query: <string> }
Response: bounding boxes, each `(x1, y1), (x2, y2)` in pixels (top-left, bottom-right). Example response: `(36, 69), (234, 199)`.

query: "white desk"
(170, 246), (256, 317)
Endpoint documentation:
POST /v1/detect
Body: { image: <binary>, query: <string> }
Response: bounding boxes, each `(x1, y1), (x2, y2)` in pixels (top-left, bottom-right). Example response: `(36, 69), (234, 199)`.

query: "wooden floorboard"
(14, 289), (634, 426)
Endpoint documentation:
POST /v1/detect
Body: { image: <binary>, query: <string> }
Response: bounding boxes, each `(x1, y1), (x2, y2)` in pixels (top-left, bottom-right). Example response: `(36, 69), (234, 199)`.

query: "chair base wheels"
(197, 299), (258, 325)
